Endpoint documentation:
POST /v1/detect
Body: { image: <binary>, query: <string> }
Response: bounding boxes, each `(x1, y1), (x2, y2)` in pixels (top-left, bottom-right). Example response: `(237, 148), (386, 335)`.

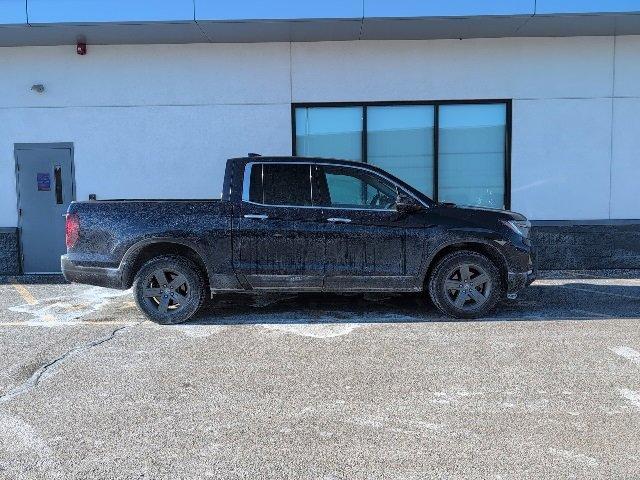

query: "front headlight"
(502, 219), (531, 238)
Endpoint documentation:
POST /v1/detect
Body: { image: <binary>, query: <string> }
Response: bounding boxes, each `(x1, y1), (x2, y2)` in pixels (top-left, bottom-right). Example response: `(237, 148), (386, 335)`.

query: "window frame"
(292, 99), (512, 210)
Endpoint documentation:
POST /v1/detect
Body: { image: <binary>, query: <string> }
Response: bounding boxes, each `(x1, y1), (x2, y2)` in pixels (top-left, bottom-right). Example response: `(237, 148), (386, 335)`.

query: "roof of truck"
(229, 156), (368, 168)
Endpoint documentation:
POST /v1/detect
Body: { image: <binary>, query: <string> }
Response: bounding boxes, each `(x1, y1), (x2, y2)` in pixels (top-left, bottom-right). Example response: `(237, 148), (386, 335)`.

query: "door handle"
(54, 165), (63, 205)
(244, 214), (269, 220)
(327, 217), (351, 223)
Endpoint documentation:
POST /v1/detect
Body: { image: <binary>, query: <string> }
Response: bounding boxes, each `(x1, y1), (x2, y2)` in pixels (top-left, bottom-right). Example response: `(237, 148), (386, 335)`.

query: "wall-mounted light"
(31, 84), (45, 93)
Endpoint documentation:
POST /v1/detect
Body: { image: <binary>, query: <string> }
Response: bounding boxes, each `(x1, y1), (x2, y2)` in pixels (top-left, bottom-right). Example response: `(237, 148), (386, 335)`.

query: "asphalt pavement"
(0, 273), (639, 479)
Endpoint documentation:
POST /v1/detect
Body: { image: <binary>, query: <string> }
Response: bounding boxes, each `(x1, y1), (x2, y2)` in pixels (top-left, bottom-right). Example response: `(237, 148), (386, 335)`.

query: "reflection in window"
(367, 106), (434, 197)
(438, 104), (506, 208)
(316, 166), (397, 210)
(295, 107), (363, 162)
(294, 102), (508, 209)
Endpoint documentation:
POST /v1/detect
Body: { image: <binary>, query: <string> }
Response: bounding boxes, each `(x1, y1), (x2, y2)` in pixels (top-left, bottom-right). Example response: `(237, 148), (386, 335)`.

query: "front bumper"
(506, 246), (537, 293)
(61, 255), (126, 290)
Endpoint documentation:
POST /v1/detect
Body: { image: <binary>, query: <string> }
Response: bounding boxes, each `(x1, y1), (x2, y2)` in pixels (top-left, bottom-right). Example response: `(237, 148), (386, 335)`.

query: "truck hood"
(430, 202), (527, 224)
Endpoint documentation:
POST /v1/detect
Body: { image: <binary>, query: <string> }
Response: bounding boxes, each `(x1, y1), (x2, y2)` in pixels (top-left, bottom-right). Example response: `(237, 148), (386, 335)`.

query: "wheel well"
(424, 242), (508, 288)
(123, 242), (209, 289)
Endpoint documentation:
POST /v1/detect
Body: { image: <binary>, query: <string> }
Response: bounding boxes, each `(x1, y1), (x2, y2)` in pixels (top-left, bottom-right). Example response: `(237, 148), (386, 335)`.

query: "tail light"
(65, 213), (79, 249)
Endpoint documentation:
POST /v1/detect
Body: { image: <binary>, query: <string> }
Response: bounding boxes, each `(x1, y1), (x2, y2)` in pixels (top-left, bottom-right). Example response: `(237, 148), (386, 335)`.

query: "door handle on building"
(244, 214), (269, 220)
(54, 165), (63, 205)
(327, 217), (351, 223)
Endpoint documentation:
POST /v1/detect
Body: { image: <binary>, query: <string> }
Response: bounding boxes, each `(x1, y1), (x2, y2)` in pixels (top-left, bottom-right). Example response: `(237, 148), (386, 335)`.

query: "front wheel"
(428, 250), (503, 320)
(133, 255), (206, 324)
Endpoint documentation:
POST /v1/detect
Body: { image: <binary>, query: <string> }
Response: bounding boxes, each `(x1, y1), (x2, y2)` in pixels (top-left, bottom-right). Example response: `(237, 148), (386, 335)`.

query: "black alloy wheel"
(443, 262), (492, 311)
(133, 255), (206, 324)
(141, 268), (190, 314)
(428, 250), (503, 319)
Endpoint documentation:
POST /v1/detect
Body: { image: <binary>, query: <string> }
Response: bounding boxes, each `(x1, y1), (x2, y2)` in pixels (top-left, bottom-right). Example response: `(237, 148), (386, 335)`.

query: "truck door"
(312, 164), (424, 291)
(233, 162), (325, 290)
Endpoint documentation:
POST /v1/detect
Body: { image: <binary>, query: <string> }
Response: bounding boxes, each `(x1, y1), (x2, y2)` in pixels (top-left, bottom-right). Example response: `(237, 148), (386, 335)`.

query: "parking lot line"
(0, 321), (136, 327)
(610, 346), (640, 365)
(9, 278), (38, 305)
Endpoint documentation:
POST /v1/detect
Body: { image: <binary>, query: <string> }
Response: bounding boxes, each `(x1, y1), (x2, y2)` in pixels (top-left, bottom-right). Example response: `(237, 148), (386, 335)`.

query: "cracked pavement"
(0, 273), (639, 479)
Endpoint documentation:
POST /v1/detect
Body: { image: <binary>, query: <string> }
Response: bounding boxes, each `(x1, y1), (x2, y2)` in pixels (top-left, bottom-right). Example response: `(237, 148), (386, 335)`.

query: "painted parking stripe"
(9, 278), (38, 305)
(618, 388), (640, 409)
(610, 346), (640, 365)
(0, 321), (136, 327)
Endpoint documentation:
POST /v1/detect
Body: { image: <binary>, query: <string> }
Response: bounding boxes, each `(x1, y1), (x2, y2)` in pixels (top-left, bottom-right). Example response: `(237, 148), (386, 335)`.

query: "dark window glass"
(248, 164), (263, 203)
(315, 166), (397, 210)
(248, 164), (311, 206)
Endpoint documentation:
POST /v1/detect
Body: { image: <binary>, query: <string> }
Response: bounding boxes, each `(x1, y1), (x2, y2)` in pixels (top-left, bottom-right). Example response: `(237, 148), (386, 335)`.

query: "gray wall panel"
(518, 13), (640, 36)
(0, 228), (20, 275)
(197, 20), (361, 43)
(1, 23), (207, 46)
(361, 17), (530, 40)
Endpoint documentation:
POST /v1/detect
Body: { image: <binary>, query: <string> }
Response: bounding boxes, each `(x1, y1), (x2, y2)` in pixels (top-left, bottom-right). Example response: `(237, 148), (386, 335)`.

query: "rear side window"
(246, 163), (312, 206)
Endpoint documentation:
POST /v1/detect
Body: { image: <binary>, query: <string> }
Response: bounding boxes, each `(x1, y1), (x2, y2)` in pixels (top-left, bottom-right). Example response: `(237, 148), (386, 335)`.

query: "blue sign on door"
(37, 173), (51, 191)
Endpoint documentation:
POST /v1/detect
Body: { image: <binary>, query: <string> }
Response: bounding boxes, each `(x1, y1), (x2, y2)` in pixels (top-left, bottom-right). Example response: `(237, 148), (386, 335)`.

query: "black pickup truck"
(62, 156), (536, 324)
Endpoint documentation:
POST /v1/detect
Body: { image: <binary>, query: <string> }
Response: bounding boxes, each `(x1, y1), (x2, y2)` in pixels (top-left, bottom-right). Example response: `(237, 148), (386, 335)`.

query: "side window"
(315, 166), (398, 210)
(245, 163), (312, 207)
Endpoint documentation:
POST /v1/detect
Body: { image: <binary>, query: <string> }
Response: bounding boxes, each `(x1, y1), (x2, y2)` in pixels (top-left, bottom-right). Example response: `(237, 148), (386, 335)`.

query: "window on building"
(295, 107), (363, 162)
(367, 105), (435, 198)
(438, 104), (506, 209)
(294, 101), (509, 209)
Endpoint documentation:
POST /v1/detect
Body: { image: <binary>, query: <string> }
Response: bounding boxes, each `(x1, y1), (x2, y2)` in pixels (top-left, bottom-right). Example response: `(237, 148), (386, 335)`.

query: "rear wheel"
(133, 255), (206, 324)
(428, 250), (503, 319)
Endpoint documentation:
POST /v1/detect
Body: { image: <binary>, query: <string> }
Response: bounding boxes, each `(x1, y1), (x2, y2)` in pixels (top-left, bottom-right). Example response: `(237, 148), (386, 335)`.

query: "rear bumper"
(61, 255), (126, 290)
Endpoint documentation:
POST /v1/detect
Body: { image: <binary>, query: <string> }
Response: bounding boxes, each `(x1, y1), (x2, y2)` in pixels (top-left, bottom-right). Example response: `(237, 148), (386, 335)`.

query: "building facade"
(1, 1), (640, 273)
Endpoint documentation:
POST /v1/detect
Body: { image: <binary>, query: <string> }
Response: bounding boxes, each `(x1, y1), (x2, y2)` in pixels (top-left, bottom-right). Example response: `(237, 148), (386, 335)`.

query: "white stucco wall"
(0, 43), (293, 227)
(290, 36), (638, 221)
(1, 36), (639, 227)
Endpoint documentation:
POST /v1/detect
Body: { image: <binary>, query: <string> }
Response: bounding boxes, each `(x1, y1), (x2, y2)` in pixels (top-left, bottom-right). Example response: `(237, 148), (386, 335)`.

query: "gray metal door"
(15, 145), (75, 273)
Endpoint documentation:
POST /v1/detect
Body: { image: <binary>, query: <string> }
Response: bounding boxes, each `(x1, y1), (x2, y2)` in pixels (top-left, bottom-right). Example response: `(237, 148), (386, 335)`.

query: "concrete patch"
(261, 321), (361, 338)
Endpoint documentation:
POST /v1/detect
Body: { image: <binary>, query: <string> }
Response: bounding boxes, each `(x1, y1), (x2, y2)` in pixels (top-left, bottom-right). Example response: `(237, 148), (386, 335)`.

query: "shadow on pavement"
(189, 282), (640, 326)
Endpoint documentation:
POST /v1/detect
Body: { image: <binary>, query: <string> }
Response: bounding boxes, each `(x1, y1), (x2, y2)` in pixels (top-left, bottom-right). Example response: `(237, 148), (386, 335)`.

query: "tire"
(133, 255), (206, 324)
(428, 250), (503, 320)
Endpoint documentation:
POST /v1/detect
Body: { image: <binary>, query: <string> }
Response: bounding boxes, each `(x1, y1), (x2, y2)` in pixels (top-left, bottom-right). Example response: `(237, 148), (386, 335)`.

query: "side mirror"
(396, 193), (423, 213)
